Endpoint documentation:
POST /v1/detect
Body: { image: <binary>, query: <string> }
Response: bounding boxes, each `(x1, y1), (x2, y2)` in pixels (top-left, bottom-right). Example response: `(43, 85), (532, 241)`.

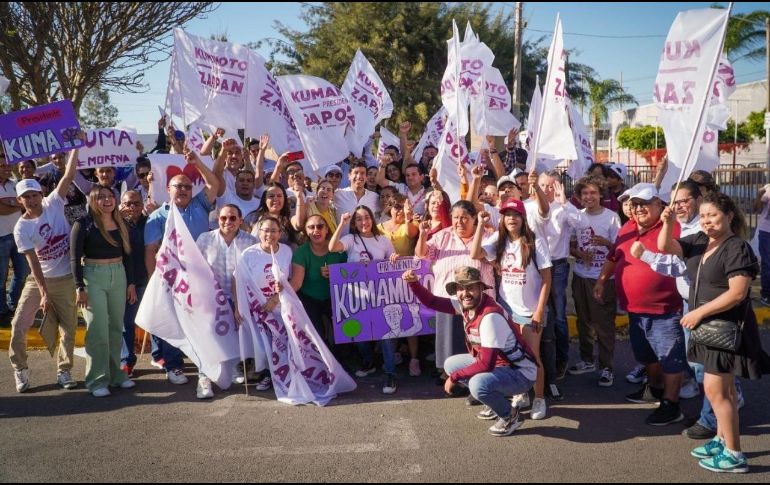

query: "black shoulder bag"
(690, 245), (745, 353)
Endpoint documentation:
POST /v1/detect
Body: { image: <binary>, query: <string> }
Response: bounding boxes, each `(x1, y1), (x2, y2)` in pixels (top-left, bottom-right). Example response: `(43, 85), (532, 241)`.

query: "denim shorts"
(498, 298), (533, 326)
(628, 312), (688, 374)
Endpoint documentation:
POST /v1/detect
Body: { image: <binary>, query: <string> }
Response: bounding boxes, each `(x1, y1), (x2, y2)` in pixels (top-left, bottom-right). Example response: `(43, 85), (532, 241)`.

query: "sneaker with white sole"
(118, 379), (136, 389)
(57, 370), (77, 390)
(232, 367), (245, 385)
(625, 364), (647, 384)
(530, 397), (547, 420)
(92, 387), (111, 397)
(382, 374), (397, 395)
(14, 368), (30, 393)
(150, 358), (165, 369)
(354, 364), (377, 378)
(488, 410), (523, 437)
(167, 368), (188, 385)
(691, 437), (725, 459)
(699, 450), (748, 474)
(679, 377), (700, 399)
(476, 405), (497, 420)
(568, 361), (596, 375)
(255, 374), (272, 391)
(196, 375), (214, 399)
(511, 392), (530, 409)
(546, 383), (564, 401)
(598, 368), (614, 387)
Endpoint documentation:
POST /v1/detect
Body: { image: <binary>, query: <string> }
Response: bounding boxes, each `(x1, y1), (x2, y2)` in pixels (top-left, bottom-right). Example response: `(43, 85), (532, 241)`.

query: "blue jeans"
(445, 354), (534, 419)
(547, 258), (570, 366)
(0, 234), (29, 314)
(355, 339), (397, 376)
(120, 285), (145, 367)
(758, 230), (770, 298)
(150, 335), (184, 371)
(683, 327), (745, 431)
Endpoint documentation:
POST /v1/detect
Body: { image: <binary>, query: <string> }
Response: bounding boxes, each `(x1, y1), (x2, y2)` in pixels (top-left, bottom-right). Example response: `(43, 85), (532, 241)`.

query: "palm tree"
(587, 78), (637, 156)
(722, 9), (770, 63)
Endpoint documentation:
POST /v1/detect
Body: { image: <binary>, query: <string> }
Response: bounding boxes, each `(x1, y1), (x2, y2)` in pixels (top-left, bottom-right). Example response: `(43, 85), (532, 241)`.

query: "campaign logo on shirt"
(578, 227), (607, 268)
(501, 253), (526, 286)
(358, 251), (371, 263)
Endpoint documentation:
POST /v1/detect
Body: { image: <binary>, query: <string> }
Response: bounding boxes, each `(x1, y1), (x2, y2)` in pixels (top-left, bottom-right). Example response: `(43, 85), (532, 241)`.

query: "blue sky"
(110, 2), (768, 133)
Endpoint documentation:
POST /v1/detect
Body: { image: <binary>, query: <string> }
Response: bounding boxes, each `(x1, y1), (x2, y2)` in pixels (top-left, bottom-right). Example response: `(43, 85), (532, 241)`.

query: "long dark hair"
(702, 192), (748, 240)
(349, 205), (382, 238)
(496, 209), (536, 268)
(258, 182), (299, 244)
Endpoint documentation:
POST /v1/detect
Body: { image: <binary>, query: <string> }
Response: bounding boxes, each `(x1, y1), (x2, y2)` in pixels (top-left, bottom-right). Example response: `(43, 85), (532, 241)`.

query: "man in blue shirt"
(144, 151), (220, 385)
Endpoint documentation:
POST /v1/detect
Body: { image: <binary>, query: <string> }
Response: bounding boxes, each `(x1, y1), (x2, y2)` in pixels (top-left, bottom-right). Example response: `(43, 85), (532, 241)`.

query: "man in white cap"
(375, 157), (427, 216)
(594, 182), (687, 426)
(605, 163), (627, 213)
(323, 164), (344, 190)
(9, 145), (80, 393)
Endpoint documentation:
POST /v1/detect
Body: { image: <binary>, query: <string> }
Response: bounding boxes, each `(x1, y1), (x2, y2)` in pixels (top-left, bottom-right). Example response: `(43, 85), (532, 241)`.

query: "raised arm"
(403, 270), (456, 314)
(470, 211), (490, 260)
(185, 151), (219, 205)
(200, 127), (225, 157)
(328, 212), (351, 253)
(657, 206), (683, 258)
(399, 121), (416, 170)
(484, 136), (504, 179)
(375, 155), (392, 188)
(55, 132), (84, 199)
(252, 134), (269, 190)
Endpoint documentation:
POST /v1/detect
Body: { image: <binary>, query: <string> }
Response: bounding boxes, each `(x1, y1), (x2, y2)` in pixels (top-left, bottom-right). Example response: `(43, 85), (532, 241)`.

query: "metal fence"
(555, 164), (770, 237)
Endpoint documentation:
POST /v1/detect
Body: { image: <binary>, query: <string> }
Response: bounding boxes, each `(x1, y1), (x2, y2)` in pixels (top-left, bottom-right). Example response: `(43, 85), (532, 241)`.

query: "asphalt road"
(1, 331), (769, 482)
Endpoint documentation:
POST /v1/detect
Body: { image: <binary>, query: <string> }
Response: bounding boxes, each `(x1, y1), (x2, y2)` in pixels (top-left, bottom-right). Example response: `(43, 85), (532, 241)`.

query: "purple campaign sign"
(330, 257), (436, 344)
(0, 100), (83, 164)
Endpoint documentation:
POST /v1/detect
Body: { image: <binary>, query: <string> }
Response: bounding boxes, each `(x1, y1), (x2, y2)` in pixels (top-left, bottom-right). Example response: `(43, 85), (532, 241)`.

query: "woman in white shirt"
(471, 197), (552, 420)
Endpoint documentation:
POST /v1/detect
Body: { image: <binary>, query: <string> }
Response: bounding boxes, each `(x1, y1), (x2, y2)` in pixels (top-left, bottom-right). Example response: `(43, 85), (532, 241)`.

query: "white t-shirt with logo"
(482, 233), (552, 317)
(566, 206), (621, 280)
(14, 192), (72, 278)
(213, 191), (262, 228)
(237, 243), (293, 299)
(338, 233), (395, 263)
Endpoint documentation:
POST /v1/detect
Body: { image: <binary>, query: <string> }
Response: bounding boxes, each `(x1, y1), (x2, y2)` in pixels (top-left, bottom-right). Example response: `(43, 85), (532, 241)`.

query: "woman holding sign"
(329, 205), (401, 395)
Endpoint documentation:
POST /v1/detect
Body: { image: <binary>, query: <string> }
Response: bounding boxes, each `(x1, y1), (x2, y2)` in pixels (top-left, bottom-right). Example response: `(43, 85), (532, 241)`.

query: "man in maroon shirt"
(594, 183), (687, 426)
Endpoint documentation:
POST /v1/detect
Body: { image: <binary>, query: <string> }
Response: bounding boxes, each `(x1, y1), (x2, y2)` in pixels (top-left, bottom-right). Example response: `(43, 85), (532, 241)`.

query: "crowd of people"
(2, 117), (769, 474)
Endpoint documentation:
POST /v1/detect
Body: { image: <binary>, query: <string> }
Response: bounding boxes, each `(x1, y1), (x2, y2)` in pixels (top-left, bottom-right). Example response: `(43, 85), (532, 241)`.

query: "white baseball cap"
(626, 183), (659, 202)
(16, 179), (43, 197)
(322, 164), (343, 177)
(607, 163), (627, 181)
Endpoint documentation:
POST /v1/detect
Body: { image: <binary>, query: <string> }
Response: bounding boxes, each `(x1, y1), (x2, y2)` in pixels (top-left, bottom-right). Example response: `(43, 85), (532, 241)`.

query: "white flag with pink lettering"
(136, 204), (240, 389)
(277, 75), (355, 172)
(567, 100), (594, 180)
(377, 126), (401, 160)
(655, 7), (731, 191)
(471, 66), (521, 136)
(342, 50), (394, 156)
(412, 106), (447, 163)
(434, 116), (470, 204)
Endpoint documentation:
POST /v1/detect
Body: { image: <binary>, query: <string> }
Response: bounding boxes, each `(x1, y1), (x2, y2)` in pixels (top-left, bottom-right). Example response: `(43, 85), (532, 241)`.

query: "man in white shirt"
(375, 157), (427, 215)
(9, 144), (80, 393)
(0, 153), (27, 322)
(333, 161), (379, 234)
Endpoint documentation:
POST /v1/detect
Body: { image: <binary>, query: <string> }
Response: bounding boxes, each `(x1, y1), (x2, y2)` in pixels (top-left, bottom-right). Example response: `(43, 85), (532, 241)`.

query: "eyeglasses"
(170, 183), (193, 191)
(326, 172), (342, 178)
(672, 196), (694, 207)
(306, 224), (326, 230)
(219, 215), (239, 223)
(630, 200), (653, 209)
(137, 172), (149, 179)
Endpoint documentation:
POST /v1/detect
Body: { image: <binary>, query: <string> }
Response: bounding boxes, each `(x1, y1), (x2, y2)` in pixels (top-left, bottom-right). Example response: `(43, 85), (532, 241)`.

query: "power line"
(525, 27), (666, 39)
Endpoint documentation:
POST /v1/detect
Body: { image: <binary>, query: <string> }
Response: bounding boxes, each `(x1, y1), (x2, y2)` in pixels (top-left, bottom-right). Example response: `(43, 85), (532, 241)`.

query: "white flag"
(526, 78), (543, 154)
(135, 204), (240, 389)
(0, 75), (9, 97)
(169, 29), (251, 128)
(434, 116), (469, 204)
(567, 100), (594, 180)
(471, 66), (521, 136)
(694, 56), (736, 171)
(532, 15), (578, 170)
(233, 248), (356, 406)
(244, 51), (303, 156)
(376, 126), (401, 160)
(277, 75), (356, 172)
(440, 21), (468, 136)
(412, 106), (447, 163)
(165, 51), (187, 123)
(342, 50), (394, 156)
(655, 7), (731, 191)
(147, 154), (215, 205)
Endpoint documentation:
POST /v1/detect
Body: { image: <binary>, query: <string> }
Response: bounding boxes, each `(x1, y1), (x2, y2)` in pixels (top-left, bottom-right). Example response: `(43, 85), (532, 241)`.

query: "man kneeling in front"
(403, 266), (537, 436)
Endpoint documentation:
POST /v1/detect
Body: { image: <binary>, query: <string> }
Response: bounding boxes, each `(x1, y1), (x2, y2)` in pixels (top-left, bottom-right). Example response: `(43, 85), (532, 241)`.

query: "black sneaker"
(646, 399), (684, 426)
(546, 383), (565, 401)
(683, 422), (717, 440)
(625, 384), (663, 404)
(382, 375), (397, 395)
(555, 361), (567, 381)
(465, 396), (482, 406)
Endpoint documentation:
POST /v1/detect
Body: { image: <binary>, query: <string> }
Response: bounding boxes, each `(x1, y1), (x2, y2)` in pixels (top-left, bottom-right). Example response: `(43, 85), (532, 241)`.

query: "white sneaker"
(511, 392), (530, 409)
(196, 375), (214, 399)
(14, 368), (30, 393)
(92, 387), (111, 397)
(531, 397), (547, 420)
(57, 370), (77, 390)
(167, 369), (188, 385)
(118, 379), (136, 389)
(680, 377), (700, 399)
(232, 367), (245, 385)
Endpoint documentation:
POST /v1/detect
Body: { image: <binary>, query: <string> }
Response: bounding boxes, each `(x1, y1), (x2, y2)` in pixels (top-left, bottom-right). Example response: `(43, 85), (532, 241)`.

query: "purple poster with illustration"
(330, 258), (436, 344)
(0, 100), (83, 163)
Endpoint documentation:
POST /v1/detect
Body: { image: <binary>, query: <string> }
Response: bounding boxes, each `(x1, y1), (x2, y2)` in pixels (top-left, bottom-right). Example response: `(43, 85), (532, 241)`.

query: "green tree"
(617, 125), (665, 151)
(718, 119), (752, 144)
(262, 2), (594, 133)
(745, 110), (766, 140)
(721, 7), (770, 63)
(587, 79), (637, 151)
(80, 86), (120, 129)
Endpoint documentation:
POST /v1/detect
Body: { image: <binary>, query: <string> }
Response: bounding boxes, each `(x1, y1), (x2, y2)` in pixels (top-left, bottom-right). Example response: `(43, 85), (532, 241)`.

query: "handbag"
(689, 246), (744, 352)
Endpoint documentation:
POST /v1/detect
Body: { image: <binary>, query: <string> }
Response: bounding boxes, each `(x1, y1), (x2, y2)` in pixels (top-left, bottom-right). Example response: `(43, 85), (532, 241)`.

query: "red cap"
(499, 198), (526, 217)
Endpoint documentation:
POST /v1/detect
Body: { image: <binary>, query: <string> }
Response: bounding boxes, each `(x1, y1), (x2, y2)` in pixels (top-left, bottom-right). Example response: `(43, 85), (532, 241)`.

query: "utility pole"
(512, 2), (523, 119)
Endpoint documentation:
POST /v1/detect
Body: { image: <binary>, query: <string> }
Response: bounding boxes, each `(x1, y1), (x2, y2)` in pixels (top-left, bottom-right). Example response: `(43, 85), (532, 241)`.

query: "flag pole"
(667, 3), (733, 209)
(530, 13), (561, 175)
(453, 20), (465, 182)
